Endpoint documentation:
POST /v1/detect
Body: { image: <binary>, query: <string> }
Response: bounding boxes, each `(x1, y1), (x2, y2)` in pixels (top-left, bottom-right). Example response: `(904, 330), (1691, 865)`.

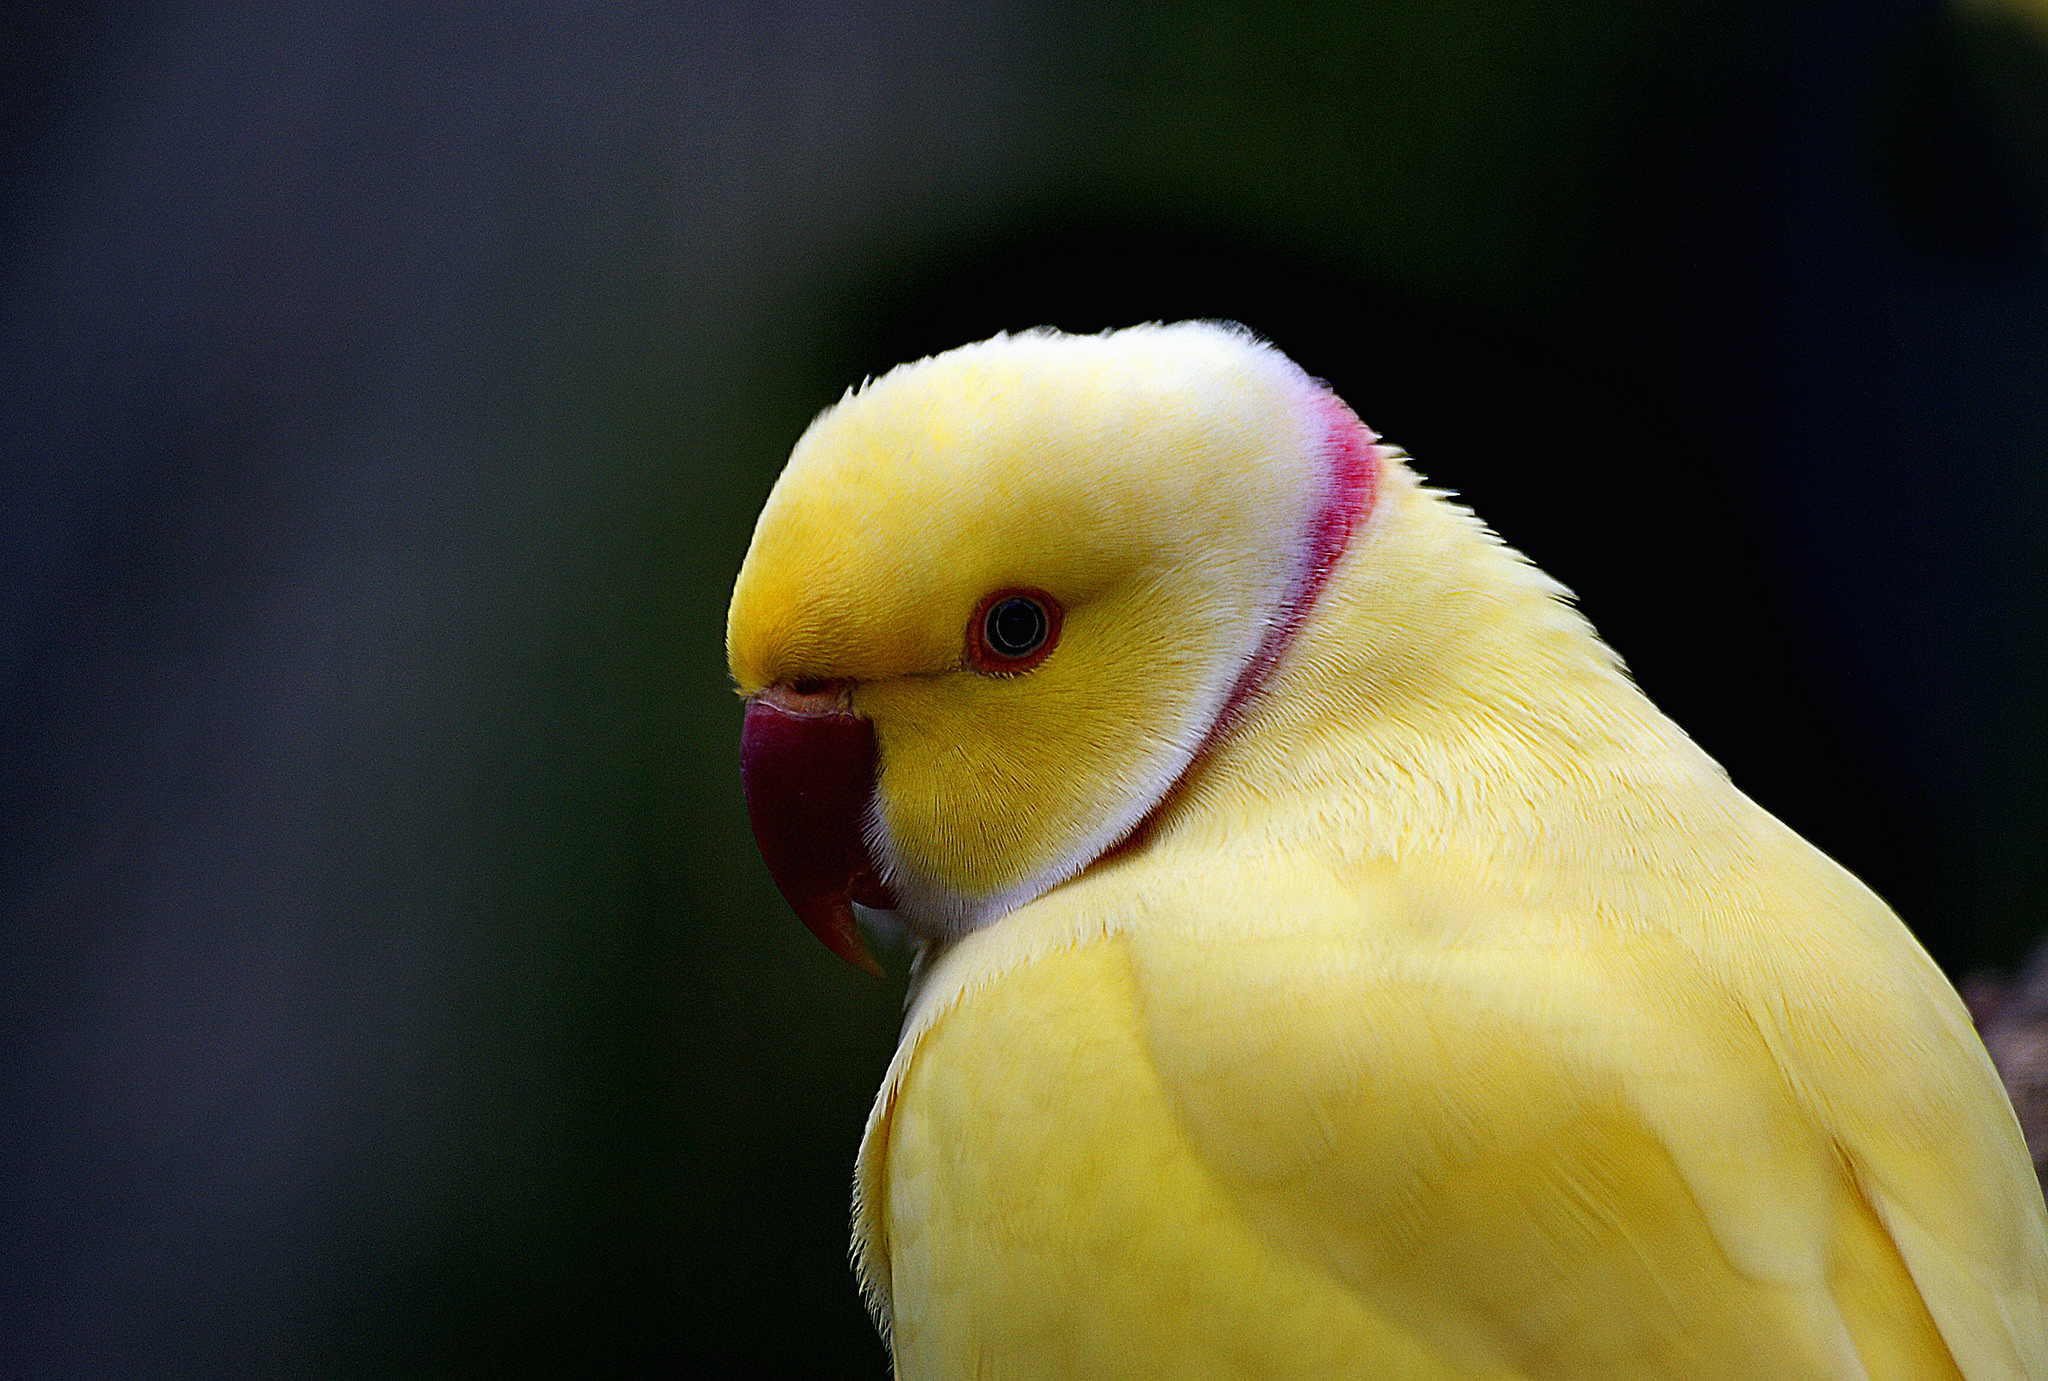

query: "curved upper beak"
(739, 683), (897, 976)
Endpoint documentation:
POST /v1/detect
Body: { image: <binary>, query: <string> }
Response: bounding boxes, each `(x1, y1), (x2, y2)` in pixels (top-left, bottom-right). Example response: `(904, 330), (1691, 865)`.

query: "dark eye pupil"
(985, 597), (1048, 658)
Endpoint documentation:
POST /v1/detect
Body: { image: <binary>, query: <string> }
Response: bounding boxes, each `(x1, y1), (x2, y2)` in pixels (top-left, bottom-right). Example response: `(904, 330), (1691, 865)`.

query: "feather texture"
(730, 325), (2048, 1379)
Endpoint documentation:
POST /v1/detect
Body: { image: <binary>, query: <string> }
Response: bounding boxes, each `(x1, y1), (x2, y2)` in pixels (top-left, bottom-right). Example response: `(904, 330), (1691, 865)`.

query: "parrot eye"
(967, 589), (1061, 674)
(986, 598), (1047, 656)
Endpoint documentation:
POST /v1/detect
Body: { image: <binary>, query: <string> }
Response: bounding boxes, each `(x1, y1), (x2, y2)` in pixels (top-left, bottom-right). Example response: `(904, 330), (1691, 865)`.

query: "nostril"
(757, 679), (855, 717)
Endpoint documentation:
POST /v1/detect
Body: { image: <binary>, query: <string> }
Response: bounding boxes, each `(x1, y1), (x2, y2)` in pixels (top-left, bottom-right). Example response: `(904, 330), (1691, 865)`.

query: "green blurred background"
(3, 0), (2046, 1375)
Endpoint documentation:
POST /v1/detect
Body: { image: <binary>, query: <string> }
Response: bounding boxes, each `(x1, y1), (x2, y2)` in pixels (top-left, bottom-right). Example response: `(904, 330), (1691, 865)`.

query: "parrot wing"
(1698, 827), (2048, 1381)
(854, 819), (2048, 1381)
(1114, 839), (2048, 1381)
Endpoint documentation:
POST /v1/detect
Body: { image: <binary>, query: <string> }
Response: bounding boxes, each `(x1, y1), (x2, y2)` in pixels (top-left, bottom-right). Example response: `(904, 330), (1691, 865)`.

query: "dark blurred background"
(2, 0), (2045, 1375)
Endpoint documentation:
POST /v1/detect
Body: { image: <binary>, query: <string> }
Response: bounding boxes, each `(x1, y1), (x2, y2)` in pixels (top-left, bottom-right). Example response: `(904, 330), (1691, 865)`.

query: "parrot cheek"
(740, 687), (897, 976)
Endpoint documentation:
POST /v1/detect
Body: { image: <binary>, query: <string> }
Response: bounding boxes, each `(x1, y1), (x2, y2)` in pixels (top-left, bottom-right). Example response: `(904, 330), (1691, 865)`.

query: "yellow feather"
(730, 325), (2048, 1378)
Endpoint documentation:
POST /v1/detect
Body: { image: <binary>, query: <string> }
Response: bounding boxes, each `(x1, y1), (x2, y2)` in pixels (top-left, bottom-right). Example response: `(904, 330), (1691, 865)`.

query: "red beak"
(740, 684), (897, 976)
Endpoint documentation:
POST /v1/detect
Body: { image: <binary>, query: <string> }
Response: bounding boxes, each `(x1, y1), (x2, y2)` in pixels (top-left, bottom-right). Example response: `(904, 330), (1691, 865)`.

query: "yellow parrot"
(726, 322), (2048, 1379)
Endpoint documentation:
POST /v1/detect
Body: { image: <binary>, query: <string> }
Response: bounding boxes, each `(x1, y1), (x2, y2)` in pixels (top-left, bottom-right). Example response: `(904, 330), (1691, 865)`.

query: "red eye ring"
(966, 587), (1062, 675)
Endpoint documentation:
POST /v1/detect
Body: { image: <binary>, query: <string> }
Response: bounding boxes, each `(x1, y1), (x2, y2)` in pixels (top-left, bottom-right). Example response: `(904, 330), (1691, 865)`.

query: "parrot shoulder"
(852, 870), (1475, 1377)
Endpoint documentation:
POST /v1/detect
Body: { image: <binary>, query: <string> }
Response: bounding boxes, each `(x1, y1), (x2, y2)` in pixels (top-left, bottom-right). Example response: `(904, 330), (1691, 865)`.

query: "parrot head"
(728, 323), (1374, 970)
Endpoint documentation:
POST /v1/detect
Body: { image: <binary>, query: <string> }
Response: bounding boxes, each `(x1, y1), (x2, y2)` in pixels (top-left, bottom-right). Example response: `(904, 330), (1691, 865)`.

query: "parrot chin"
(740, 683), (896, 976)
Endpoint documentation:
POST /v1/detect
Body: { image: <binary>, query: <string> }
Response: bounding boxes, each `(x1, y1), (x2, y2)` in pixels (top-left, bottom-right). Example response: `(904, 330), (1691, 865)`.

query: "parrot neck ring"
(1098, 393), (1377, 866)
(966, 588), (1062, 674)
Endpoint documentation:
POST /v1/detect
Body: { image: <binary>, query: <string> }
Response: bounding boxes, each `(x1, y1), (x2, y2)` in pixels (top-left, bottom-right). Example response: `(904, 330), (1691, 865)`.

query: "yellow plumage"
(728, 323), (2048, 1378)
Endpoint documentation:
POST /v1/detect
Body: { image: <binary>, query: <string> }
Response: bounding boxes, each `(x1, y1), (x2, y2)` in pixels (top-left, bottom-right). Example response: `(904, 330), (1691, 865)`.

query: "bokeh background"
(3, 1), (2046, 1375)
